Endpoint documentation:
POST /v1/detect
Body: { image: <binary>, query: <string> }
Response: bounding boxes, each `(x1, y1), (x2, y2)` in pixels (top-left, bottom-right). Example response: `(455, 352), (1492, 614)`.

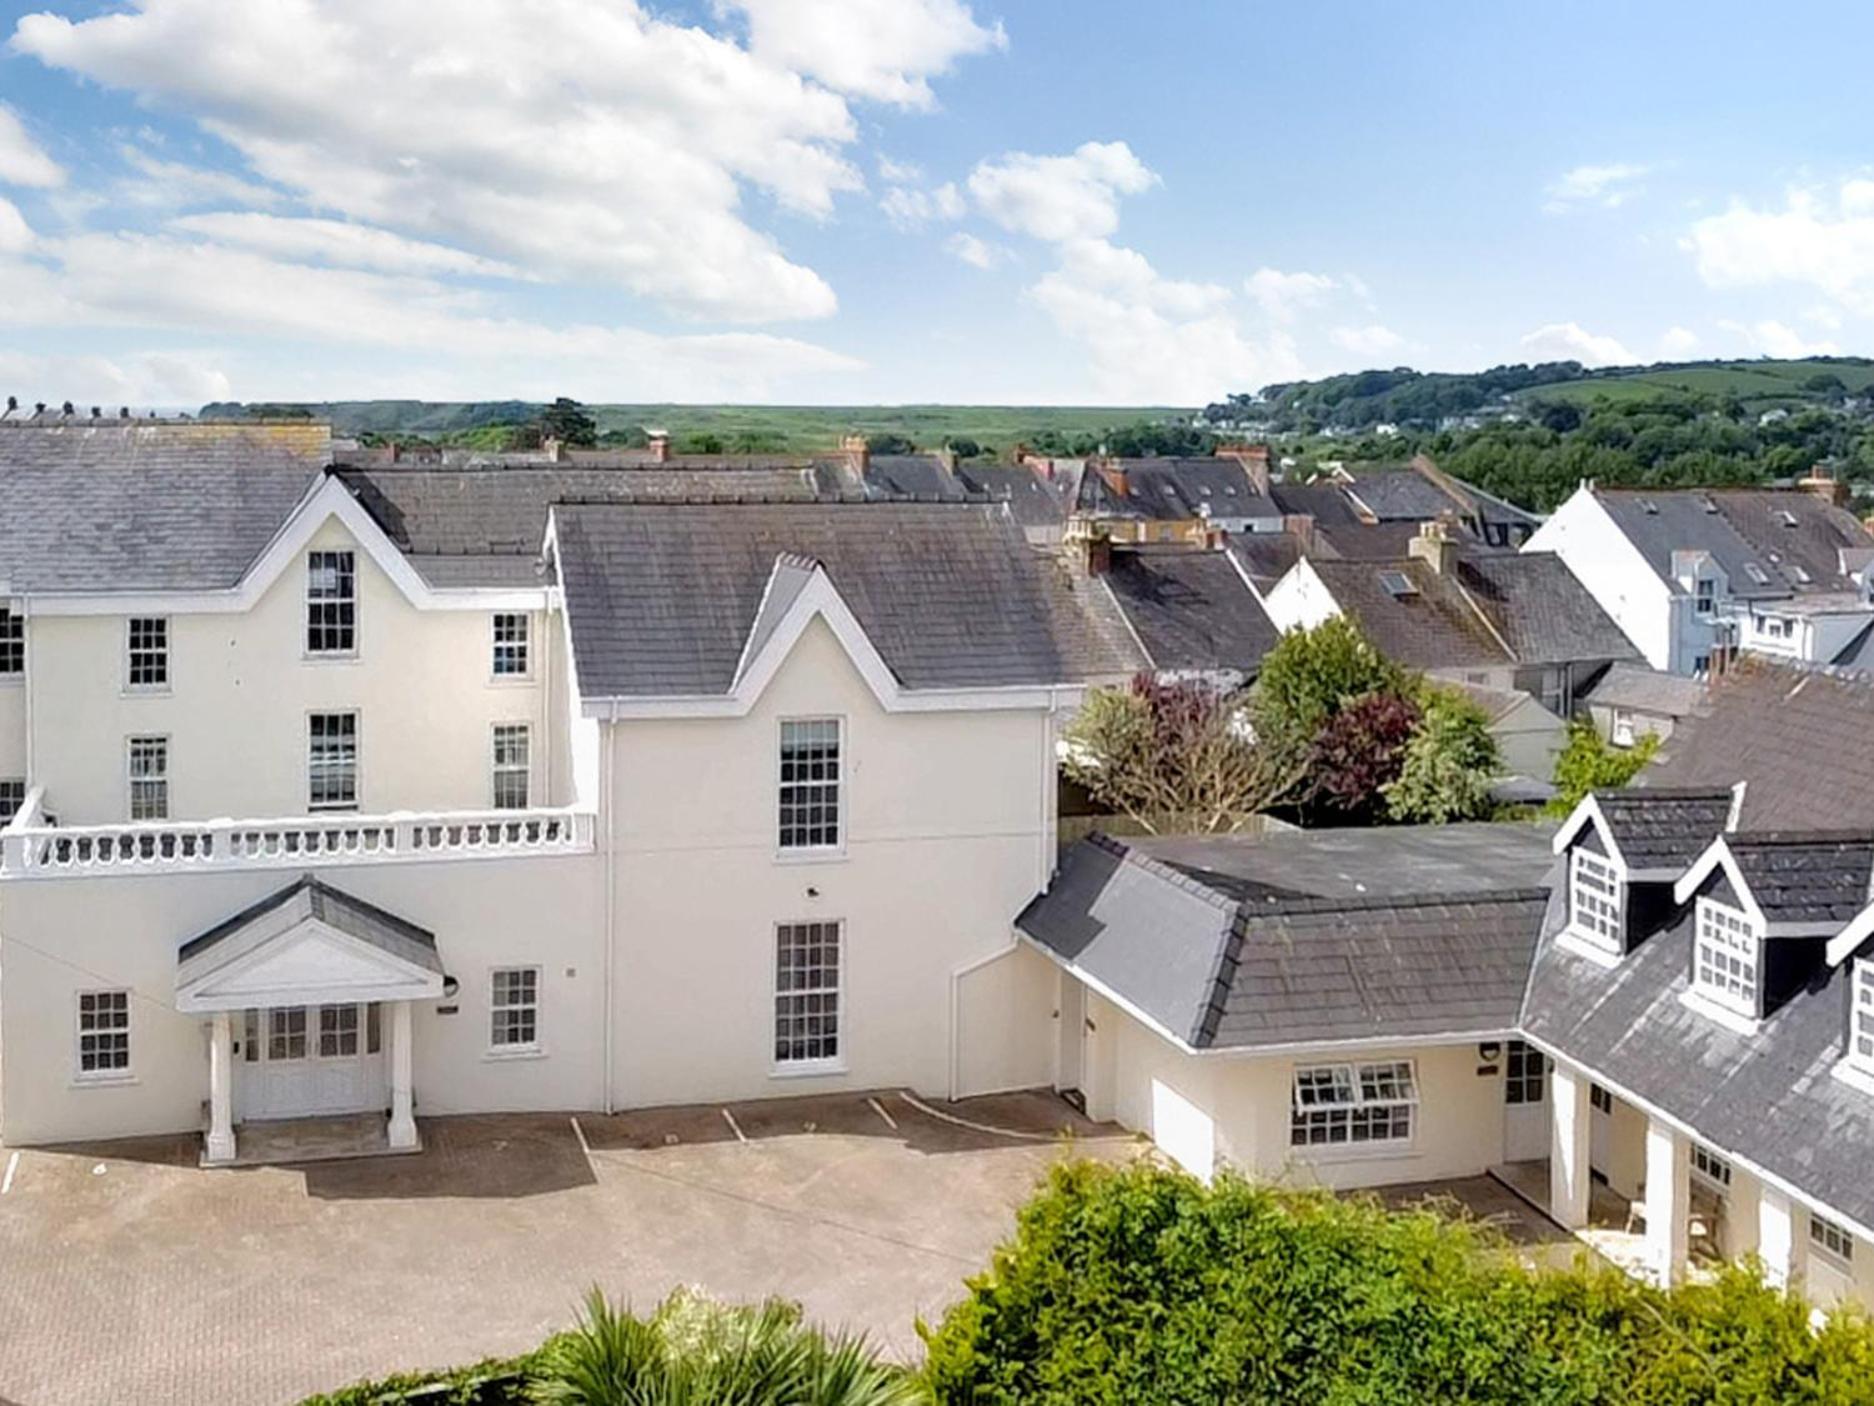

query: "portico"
(174, 877), (445, 1165)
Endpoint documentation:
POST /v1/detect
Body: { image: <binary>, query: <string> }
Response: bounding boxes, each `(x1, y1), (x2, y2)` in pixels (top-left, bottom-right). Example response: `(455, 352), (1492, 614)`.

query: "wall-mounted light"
(1478, 1041), (1502, 1062)
(806, 886), (820, 899)
(442, 975), (460, 999)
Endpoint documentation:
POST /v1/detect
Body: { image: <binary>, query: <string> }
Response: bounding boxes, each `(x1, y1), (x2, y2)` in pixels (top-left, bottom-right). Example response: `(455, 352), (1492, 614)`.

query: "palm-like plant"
(530, 1287), (924, 1406)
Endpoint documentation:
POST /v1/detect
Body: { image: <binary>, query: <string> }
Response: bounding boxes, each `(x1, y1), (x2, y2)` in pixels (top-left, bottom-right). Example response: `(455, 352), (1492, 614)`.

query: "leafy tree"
(946, 437), (983, 459)
(1062, 676), (1289, 833)
(1546, 717), (1661, 816)
(1247, 617), (1406, 782)
(1383, 686), (1500, 823)
(536, 396), (598, 447)
(1307, 690), (1421, 820)
(683, 432), (726, 454)
(868, 432), (917, 455)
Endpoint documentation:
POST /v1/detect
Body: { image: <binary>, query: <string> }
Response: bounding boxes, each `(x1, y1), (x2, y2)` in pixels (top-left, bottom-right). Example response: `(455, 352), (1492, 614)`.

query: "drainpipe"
(20, 597), (33, 790)
(601, 704), (619, 1114)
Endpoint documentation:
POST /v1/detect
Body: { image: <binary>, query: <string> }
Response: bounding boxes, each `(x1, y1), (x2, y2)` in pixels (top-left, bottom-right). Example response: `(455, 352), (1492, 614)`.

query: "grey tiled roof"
(1224, 533), (1304, 588)
(1306, 558), (1511, 670)
(1522, 893), (1874, 1232)
(553, 501), (1144, 697)
(1101, 549), (1279, 675)
(1724, 833), (1874, 925)
(857, 455), (962, 501)
(1078, 458), (1277, 523)
(0, 421), (328, 591)
(176, 876), (442, 982)
(1591, 788), (1735, 872)
(1340, 469), (1459, 521)
(1579, 662), (1707, 717)
(1597, 488), (1874, 599)
(1648, 656), (1874, 830)
(1455, 553), (1639, 665)
(953, 463), (1067, 530)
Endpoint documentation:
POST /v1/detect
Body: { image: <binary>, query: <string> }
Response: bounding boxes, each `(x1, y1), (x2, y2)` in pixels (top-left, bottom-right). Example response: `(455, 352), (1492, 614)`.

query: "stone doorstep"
(199, 1112), (424, 1169)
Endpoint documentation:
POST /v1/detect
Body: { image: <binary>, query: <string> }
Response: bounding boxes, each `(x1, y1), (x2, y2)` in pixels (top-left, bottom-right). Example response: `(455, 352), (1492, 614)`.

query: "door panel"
(235, 1004), (386, 1121)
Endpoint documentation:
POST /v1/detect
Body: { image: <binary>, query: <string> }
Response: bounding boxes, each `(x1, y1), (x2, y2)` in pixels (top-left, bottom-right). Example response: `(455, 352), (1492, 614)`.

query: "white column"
(388, 1000), (417, 1150)
(1549, 1061), (1592, 1230)
(1644, 1116), (1690, 1286)
(205, 1011), (236, 1163)
(1759, 1184), (1808, 1292)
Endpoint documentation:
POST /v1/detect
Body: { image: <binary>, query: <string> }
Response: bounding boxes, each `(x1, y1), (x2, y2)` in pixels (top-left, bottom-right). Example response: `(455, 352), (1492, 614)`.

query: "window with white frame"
(491, 612), (530, 677)
(0, 607), (20, 678)
(1852, 963), (1874, 1072)
(308, 711), (359, 811)
(1690, 1142), (1733, 1192)
(1610, 709), (1636, 748)
(269, 1006), (307, 1060)
(490, 967), (539, 1050)
(1693, 897), (1759, 1017)
(0, 778), (23, 824)
(1505, 1040), (1546, 1105)
(306, 550), (357, 655)
(778, 718), (841, 851)
(318, 1003), (359, 1058)
(1694, 577), (1716, 618)
(126, 616), (168, 690)
(1589, 1083), (1614, 1114)
(76, 989), (131, 1079)
(1811, 1209), (1856, 1265)
(492, 723), (530, 809)
(774, 920), (841, 1067)
(1290, 1061), (1417, 1148)
(127, 735), (168, 821)
(1569, 848), (1623, 952)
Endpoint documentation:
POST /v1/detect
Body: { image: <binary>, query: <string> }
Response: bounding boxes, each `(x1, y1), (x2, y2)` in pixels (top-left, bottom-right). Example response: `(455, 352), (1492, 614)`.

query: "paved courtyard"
(0, 1090), (1132, 1406)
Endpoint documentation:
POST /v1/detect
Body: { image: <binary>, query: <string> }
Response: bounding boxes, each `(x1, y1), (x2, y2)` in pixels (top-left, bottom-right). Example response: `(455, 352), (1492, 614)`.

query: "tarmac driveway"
(0, 1090), (1131, 1406)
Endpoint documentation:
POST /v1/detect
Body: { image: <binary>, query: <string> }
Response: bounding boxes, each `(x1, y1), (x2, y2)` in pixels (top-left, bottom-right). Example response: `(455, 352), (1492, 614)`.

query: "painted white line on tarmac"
(721, 1107), (748, 1143)
(1, 1151), (17, 1195)
(569, 1115), (593, 1159)
(867, 1096), (899, 1131)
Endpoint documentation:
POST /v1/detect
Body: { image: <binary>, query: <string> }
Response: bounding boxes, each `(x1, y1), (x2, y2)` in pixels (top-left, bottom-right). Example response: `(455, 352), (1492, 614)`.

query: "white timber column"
(1759, 1184), (1808, 1292)
(1644, 1115), (1690, 1286)
(205, 1011), (236, 1164)
(1549, 1061), (1592, 1230)
(388, 1000), (417, 1150)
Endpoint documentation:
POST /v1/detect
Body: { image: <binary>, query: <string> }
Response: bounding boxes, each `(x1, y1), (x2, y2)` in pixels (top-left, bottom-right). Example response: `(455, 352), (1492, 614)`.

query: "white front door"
(1502, 1040), (1549, 1162)
(236, 1004), (388, 1122)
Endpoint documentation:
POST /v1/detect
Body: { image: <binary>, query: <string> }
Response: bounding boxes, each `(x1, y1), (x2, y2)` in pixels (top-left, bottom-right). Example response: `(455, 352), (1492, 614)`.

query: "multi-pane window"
(1810, 1210), (1856, 1265)
(490, 967), (539, 1050)
(76, 989), (131, 1079)
(306, 550), (357, 655)
(1505, 1039), (1547, 1105)
(492, 612), (530, 677)
(126, 616), (169, 690)
(1694, 578), (1715, 618)
(1690, 1142), (1733, 1191)
(1693, 898), (1759, 1017)
(1569, 849), (1623, 953)
(308, 712), (359, 811)
(1852, 963), (1874, 1071)
(269, 1006), (308, 1060)
(0, 607), (21, 678)
(1290, 1061), (1417, 1148)
(127, 736), (168, 821)
(778, 718), (841, 851)
(1589, 1082), (1614, 1115)
(492, 724), (530, 810)
(774, 921), (841, 1066)
(318, 1004), (359, 1058)
(0, 779), (23, 824)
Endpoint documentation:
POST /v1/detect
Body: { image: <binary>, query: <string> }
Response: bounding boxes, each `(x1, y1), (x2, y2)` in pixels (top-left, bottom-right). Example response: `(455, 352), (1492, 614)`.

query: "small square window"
(76, 989), (131, 1079)
(1810, 1209), (1856, 1265)
(1850, 963), (1874, 1072)
(128, 736), (168, 821)
(318, 1003), (359, 1058)
(491, 967), (539, 1050)
(492, 613), (530, 677)
(126, 616), (169, 690)
(1505, 1040), (1547, 1106)
(0, 607), (21, 678)
(306, 551), (357, 656)
(492, 724), (530, 810)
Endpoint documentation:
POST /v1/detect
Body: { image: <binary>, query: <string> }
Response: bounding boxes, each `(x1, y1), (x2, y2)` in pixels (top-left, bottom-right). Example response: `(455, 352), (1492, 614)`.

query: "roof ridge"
(1235, 886), (1554, 918)
(1086, 833), (1244, 913)
(1727, 829), (1874, 847)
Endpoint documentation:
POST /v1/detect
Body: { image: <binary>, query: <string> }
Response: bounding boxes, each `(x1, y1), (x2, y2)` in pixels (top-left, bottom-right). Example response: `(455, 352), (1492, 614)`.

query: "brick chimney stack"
(646, 429), (670, 463)
(1797, 463), (1850, 508)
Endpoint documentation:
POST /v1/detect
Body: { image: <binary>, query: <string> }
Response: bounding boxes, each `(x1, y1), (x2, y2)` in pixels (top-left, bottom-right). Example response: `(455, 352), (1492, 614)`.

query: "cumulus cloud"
(1684, 180), (1874, 317)
(113, 146), (286, 210)
(968, 140), (1157, 242)
(1545, 162), (1649, 212)
(1659, 325), (1700, 357)
(726, 0), (1005, 109)
(879, 181), (965, 229)
(1519, 321), (1635, 367)
(171, 213), (525, 279)
(1720, 319), (1839, 359)
(0, 196), (33, 255)
(945, 231), (1003, 269)
(1330, 324), (1406, 358)
(0, 347), (232, 406)
(1245, 268), (1338, 322)
(0, 102), (63, 187)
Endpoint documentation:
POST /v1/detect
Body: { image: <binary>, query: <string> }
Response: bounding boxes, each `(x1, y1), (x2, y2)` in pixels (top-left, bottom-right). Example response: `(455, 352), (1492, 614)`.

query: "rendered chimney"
(1797, 464), (1850, 508)
(646, 428), (670, 463)
(542, 436), (566, 463)
(1215, 441), (1271, 496)
(1407, 515), (1458, 575)
(840, 433), (870, 474)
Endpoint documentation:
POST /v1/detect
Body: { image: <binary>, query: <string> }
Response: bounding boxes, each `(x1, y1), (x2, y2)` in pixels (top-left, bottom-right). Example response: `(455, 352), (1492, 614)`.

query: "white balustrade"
(0, 801), (595, 879)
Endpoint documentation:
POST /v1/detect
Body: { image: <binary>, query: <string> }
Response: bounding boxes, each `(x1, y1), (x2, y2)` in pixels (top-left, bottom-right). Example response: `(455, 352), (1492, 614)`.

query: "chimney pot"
(1407, 514), (1459, 575)
(645, 429), (671, 463)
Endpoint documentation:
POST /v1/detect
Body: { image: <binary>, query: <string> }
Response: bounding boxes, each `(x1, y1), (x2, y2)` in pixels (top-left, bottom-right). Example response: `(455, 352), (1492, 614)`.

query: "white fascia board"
(1827, 905), (1874, 967)
(28, 475), (548, 615)
(1551, 794), (1624, 869)
(1673, 838), (1769, 929)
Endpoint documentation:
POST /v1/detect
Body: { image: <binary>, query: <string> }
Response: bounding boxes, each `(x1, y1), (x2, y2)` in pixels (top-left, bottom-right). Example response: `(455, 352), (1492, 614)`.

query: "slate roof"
(1225, 533), (1305, 589)
(1340, 469), (1459, 521)
(1454, 553), (1639, 665)
(1589, 787), (1736, 872)
(1596, 488), (1874, 599)
(1648, 656), (1874, 830)
(1579, 663), (1707, 718)
(1522, 892), (1874, 1233)
(552, 501), (1144, 697)
(0, 420), (328, 591)
(1100, 549), (1279, 676)
(1268, 482), (1436, 560)
(953, 463), (1068, 531)
(1305, 558), (1511, 670)
(1079, 458), (1278, 523)
(1722, 833), (1874, 926)
(857, 454), (963, 501)
(176, 876), (443, 981)
(1018, 823), (1556, 1049)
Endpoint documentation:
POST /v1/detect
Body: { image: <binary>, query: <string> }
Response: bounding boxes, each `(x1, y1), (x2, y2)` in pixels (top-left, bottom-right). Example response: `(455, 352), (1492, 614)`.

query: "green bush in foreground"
(918, 1160), (1874, 1405)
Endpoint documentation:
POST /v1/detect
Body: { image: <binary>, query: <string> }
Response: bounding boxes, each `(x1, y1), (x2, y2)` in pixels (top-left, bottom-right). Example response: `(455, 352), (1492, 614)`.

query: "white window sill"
(1289, 1141), (1418, 1164)
(484, 1045), (546, 1062)
(770, 1061), (847, 1080)
(121, 687), (172, 700)
(302, 653), (360, 665)
(1677, 988), (1760, 1035)
(774, 847), (848, 866)
(0, 676), (22, 688)
(488, 674), (536, 688)
(71, 1073), (137, 1090)
(1555, 928), (1623, 969)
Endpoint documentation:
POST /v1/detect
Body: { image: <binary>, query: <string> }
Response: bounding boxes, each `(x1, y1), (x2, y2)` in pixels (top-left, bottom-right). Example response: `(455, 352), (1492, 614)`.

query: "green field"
(1521, 359), (1874, 409)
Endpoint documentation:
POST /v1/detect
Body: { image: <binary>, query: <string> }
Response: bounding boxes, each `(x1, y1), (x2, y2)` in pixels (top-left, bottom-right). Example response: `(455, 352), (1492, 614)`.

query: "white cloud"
(1330, 324), (1406, 359)
(0, 347), (233, 407)
(1684, 180), (1874, 317)
(727, 0), (1005, 110)
(1545, 162), (1649, 212)
(945, 231), (1003, 269)
(0, 196), (33, 255)
(968, 141), (1156, 242)
(113, 146), (286, 209)
(876, 154), (921, 183)
(879, 181), (965, 229)
(0, 102), (63, 187)
(1245, 268), (1336, 322)
(1519, 321), (1635, 367)
(171, 213), (524, 278)
(1719, 319), (1839, 359)
(1659, 325), (1700, 357)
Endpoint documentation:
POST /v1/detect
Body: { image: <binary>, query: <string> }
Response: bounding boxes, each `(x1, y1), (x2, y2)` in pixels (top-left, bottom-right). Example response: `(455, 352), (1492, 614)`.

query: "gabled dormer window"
(1569, 849), (1623, 954)
(1852, 963), (1874, 1074)
(1693, 896), (1760, 1019)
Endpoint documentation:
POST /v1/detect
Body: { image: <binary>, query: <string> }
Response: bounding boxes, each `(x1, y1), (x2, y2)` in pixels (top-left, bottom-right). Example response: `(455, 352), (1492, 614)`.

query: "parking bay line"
(2, 1151), (18, 1195)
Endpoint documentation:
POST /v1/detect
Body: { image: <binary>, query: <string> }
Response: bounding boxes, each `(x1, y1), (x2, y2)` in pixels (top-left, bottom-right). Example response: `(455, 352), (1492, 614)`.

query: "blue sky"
(0, 0), (1869, 408)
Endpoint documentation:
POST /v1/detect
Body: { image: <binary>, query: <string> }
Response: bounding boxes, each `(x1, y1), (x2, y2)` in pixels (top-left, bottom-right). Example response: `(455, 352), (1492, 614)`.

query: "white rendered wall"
(606, 619), (1056, 1109)
(1261, 559), (1340, 635)
(954, 943), (1059, 1099)
(1524, 489), (1677, 672)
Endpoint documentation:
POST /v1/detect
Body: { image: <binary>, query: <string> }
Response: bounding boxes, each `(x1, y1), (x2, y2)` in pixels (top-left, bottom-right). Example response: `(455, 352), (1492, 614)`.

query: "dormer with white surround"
(1549, 786), (1739, 965)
